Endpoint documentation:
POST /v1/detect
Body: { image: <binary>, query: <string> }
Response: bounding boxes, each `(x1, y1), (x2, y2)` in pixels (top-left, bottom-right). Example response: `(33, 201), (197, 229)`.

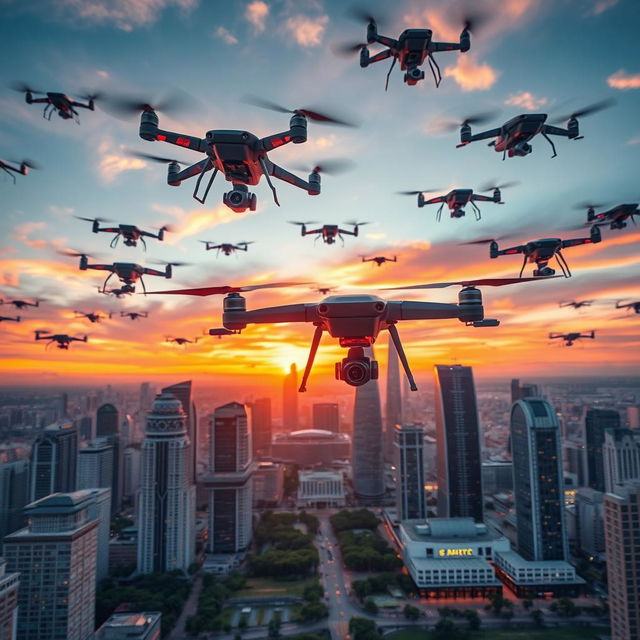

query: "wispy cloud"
(505, 91), (548, 111)
(96, 138), (146, 183)
(444, 55), (499, 91)
(587, 0), (619, 16)
(283, 14), (329, 47)
(607, 69), (640, 90)
(626, 136), (640, 146)
(214, 25), (238, 45)
(245, 1), (269, 32)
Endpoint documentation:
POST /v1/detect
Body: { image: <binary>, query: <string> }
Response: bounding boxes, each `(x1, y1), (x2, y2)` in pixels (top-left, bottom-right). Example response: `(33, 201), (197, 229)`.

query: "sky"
(0, 0), (639, 390)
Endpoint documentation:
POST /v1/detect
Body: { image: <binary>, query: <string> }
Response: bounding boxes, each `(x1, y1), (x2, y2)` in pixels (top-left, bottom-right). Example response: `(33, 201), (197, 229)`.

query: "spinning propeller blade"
(438, 110), (500, 131)
(288, 221), (319, 226)
(9, 159), (41, 170)
(148, 282), (309, 296)
(551, 98), (615, 124)
(478, 180), (520, 192)
(384, 276), (560, 290)
(10, 82), (45, 94)
(127, 149), (192, 165)
(100, 89), (196, 119)
(243, 95), (357, 127)
(343, 220), (370, 226)
(396, 188), (440, 195)
(291, 158), (355, 174)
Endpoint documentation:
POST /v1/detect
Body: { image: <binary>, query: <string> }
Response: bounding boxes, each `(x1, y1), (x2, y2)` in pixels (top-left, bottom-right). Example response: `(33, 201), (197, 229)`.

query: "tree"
(531, 608), (544, 627)
(268, 616), (282, 639)
(303, 582), (324, 603)
(238, 616), (248, 630)
(352, 579), (371, 600)
(432, 618), (469, 640)
(463, 609), (481, 631)
(403, 604), (420, 621)
(299, 601), (328, 622)
(501, 608), (514, 621)
(348, 616), (383, 640)
(364, 598), (379, 614)
(522, 598), (533, 610)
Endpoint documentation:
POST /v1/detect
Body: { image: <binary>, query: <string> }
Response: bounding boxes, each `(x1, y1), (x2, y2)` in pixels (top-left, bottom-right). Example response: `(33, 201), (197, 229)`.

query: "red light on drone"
(176, 137), (191, 147)
(156, 134), (167, 141)
(505, 249), (519, 254)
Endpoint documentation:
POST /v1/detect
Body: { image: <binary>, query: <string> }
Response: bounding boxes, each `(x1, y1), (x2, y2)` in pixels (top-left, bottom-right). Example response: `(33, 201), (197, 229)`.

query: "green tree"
(352, 579), (371, 600)
(238, 616), (248, 630)
(299, 601), (328, 622)
(432, 618), (469, 640)
(303, 582), (324, 602)
(348, 616), (383, 640)
(268, 615), (282, 639)
(462, 609), (481, 630)
(403, 604), (420, 621)
(363, 598), (379, 614)
(531, 608), (544, 627)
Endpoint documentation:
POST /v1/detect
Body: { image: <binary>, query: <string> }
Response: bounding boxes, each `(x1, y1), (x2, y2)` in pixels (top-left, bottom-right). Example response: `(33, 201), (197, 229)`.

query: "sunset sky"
(0, 0), (638, 389)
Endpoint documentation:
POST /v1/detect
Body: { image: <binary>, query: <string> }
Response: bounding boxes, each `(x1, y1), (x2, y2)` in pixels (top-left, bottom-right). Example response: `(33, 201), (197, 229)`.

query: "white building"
(137, 393), (195, 574)
(298, 470), (345, 508)
(77, 438), (113, 491)
(603, 428), (640, 493)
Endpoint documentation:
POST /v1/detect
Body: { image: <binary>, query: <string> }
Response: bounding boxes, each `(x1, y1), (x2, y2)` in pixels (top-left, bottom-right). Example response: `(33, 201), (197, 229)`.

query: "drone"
(559, 300), (594, 309)
(452, 100), (613, 159)
(35, 331), (88, 350)
(74, 311), (112, 324)
(467, 225), (602, 277)
(549, 330), (595, 347)
(118, 93), (354, 212)
(209, 328), (240, 339)
(200, 241), (253, 257)
(1, 298), (39, 310)
(337, 10), (475, 89)
(362, 255), (397, 267)
(0, 159), (39, 183)
(398, 182), (516, 221)
(165, 336), (200, 346)
(578, 202), (639, 230)
(99, 287), (131, 298)
(120, 311), (149, 321)
(12, 83), (98, 122)
(148, 276), (553, 391)
(616, 300), (640, 314)
(76, 217), (171, 250)
(0, 316), (20, 323)
(63, 251), (184, 294)
(290, 220), (368, 245)
(314, 286), (337, 295)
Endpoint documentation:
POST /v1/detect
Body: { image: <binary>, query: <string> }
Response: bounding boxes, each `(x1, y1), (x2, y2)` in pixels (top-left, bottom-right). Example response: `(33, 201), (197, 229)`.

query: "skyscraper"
(205, 402), (254, 553)
(312, 403), (340, 432)
(603, 481), (640, 640)
(137, 393), (195, 574)
(352, 349), (385, 502)
(394, 423), (426, 521)
(251, 397), (272, 457)
(385, 336), (403, 457)
(77, 438), (113, 491)
(0, 459), (30, 540)
(511, 398), (568, 561)
(4, 492), (98, 640)
(585, 408), (620, 492)
(86, 488), (111, 583)
(96, 403), (118, 437)
(29, 422), (78, 502)
(282, 364), (298, 432)
(0, 558), (19, 639)
(603, 427), (640, 493)
(162, 381), (197, 483)
(96, 403), (121, 514)
(434, 365), (483, 522)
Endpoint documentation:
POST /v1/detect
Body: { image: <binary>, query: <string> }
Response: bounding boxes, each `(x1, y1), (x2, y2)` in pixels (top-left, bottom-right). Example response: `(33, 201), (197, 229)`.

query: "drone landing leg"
(193, 166), (217, 204)
(471, 201), (481, 221)
(299, 325), (323, 392)
(110, 235), (119, 249)
(140, 277), (147, 295)
(428, 55), (442, 87)
(101, 272), (115, 293)
(437, 202), (444, 222)
(542, 132), (557, 158)
(556, 251), (571, 277)
(1, 167), (16, 184)
(519, 255), (527, 278)
(141, 237), (147, 252)
(259, 156), (280, 207)
(385, 57), (397, 91)
(388, 324), (418, 391)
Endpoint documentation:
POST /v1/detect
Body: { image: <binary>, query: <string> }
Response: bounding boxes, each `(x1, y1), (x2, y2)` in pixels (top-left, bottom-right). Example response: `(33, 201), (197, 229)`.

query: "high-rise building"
(352, 349), (385, 502)
(137, 393), (195, 574)
(77, 438), (113, 491)
(3, 492), (98, 640)
(162, 381), (197, 483)
(585, 408), (620, 492)
(29, 422), (78, 502)
(96, 404), (121, 514)
(511, 398), (568, 561)
(282, 364), (298, 432)
(576, 487), (605, 559)
(312, 403), (340, 432)
(251, 397), (272, 457)
(95, 611), (161, 640)
(0, 459), (30, 540)
(122, 446), (141, 503)
(139, 382), (154, 412)
(603, 481), (640, 640)
(603, 427), (640, 493)
(385, 336), (403, 458)
(78, 416), (93, 441)
(205, 402), (253, 553)
(510, 380), (540, 404)
(0, 558), (19, 639)
(394, 424), (426, 521)
(96, 404), (119, 437)
(434, 365), (483, 522)
(86, 488), (111, 583)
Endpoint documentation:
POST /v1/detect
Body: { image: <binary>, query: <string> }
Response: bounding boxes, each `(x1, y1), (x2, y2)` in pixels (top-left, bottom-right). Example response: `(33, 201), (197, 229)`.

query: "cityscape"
(1, 1), (639, 640)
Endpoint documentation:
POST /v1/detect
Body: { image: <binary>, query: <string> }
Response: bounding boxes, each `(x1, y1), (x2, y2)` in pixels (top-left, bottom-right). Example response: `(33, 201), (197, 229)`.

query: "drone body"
(77, 217), (169, 250)
(400, 186), (507, 221)
(0, 159), (38, 183)
(166, 336), (199, 346)
(200, 241), (253, 256)
(586, 203), (639, 230)
(13, 85), (97, 122)
(362, 255), (397, 267)
(35, 331), (88, 350)
(559, 300), (594, 309)
(0, 316), (20, 323)
(290, 221), (366, 245)
(120, 311), (148, 321)
(74, 311), (111, 324)
(616, 300), (640, 314)
(549, 330), (595, 346)
(1, 298), (39, 310)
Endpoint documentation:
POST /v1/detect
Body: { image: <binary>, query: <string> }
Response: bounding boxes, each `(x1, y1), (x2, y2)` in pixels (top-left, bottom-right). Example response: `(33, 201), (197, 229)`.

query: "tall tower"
(30, 422), (78, 502)
(282, 364), (298, 432)
(0, 459), (30, 540)
(96, 403), (121, 514)
(585, 409), (620, 491)
(511, 398), (568, 561)
(603, 427), (640, 493)
(251, 397), (272, 457)
(0, 558), (19, 640)
(3, 492), (98, 640)
(352, 348), (385, 502)
(206, 402), (254, 553)
(162, 381), (197, 483)
(385, 336), (403, 459)
(434, 365), (483, 522)
(137, 393), (195, 574)
(394, 424), (426, 521)
(312, 403), (340, 432)
(77, 438), (113, 491)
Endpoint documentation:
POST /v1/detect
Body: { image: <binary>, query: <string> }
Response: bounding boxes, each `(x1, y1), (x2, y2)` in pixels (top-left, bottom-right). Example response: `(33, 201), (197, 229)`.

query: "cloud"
(215, 25), (238, 45)
(587, 0), (619, 15)
(96, 138), (146, 183)
(444, 55), (499, 91)
(505, 91), (548, 111)
(607, 69), (640, 90)
(245, 1), (269, 32)
(284, 14), (329, 47)
(96, 69), (110, 78)
(626, 136), (640, 146)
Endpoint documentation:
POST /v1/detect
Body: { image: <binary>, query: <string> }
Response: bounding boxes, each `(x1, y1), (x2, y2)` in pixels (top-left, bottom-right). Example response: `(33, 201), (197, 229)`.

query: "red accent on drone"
(176, 137), (191, 147)
(156, 134), (167, 141)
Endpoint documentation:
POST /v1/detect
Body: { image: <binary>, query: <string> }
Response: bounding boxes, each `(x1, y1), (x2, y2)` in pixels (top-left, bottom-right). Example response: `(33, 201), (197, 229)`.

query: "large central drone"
(549, 330), (595, 347)
(1, 158), (39, 183)
(149, 277), (552, 392)
(12, 83), (98, 122)
(35, 331), (88, 350)
(115, 94), (354, 213)
(76, 217), (170, 250)
(290, 220), (368, 245)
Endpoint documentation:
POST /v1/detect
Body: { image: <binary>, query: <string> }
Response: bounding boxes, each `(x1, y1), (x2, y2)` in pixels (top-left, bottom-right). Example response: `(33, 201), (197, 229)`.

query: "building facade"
(0, 459), (30, 541)
(0, 558), (19, 640)
(312, 403), (340, 432)
(385, 336), (403, 460)
(95, 612), (161, 640)
(77, 438), (113, 491)
(251, 397), (272, 457)
(576, 487), (605, 559)
(161, 381), (197, 483)
(297, 470), (345, 508)
(394, 424), (426, 521)
(271, 429), (351, 466)
(585, 408), (620, 492)
(253, 461), (284, 508)
(603, 427), (640, 493)
(282, 364), (298, 432)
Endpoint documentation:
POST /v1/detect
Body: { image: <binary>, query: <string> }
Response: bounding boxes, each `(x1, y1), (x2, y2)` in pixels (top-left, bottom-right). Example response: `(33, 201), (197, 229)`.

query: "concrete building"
(585, 408), (620, 492)
(271, 429), (351, 466)
(251, 397), (272, 457)
(0, 558), (19, 640)
(603, 427), (640, 493)
(77, 438), (113, 491)
(576, 487), (605, 559)
(312, 403), (340, 432)
(137, 393), (195, 574)
(253, 461), (284, 507)
(86, 488), (111, 583)
(3, 492), (98, 640)
(298, 470), (345, 508)
(394, 424), (426, 521)
(161, 381), (197, 484)
(482, 461), (513, 495)
(108, 527), (137, 573)
(282, 364), (298, 432)
(434, 365), (483, 522)
(423, 435), (436, 480)
(604, 481), (640, 640)
(205, 402), (253, 554)
(96, 403), (119, 438)
(95, 611), (161, 640)
(0, 459), (30, 541)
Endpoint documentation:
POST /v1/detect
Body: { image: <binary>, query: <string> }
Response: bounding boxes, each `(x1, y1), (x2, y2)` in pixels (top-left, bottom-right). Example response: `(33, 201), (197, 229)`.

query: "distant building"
(253, 461), (284, 507)
(271, 429), (351, 466)
(576, 487), (605, 559)
(282, 364), (299, 432)
(585, 408), (620, 492)
(96, 403), (118, 438)
(86, 488), (111, 583)
(603, 427), (640, 493)
(122, 446), (141, 503)
(626, 405), (640, 430)
(312, 403), (340, 432)
(434, 365), (483, 522)
(482, 461), (513, 495)
(563, 440), (587, 486)
(4, 492), (98, 640)
(298, 470), (345, 508)
(108, 527), (138, 573)
(78, 416), (93, 441)
(251, 397), (272, 457)
(95, 611), (161, 640)
(77, 438), (113, 491)
(0, 558), (19, 640)
(423, 434), (436, 479)
(394, 424), (426, 521)
(96, 404), (121, 514)
(0, 459), (30, 540)
(161, 381), (197, 484)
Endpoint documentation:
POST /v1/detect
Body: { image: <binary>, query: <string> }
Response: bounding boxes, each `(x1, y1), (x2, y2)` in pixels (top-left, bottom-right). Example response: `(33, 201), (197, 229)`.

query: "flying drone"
(1, 298), (39, 309)
(467, 225), (602, 277)
(0, 158), (39, 183)
(398, 182), (516, 221)
(314, 286), (337, 295)
(35, 331), (88, 350)
(200, 241), (254, 257)
(616, 300), (640, 314)
(76, 217), (171, 250)
(149, 277), (552, 392)
(290, 221), (368, 245)
(165, 336), (200, 346)
(451, 100), (613, 158)
(99, 287), (130, 298)
(549, 330), (595, 347)
(0, 316), (20, 323)
(577, 202), (639, 230)
(62, 251), (184, 294)
(336, 9), (476, 89)
(559, 300), (594, 309)
(12, 83), (99, 122)
(362, 255), (397, 267)
(209, 328), (240, 339)
(74, 311), (112, 324)
(120, 311), (149, 320)
(113, 92), (354, 212)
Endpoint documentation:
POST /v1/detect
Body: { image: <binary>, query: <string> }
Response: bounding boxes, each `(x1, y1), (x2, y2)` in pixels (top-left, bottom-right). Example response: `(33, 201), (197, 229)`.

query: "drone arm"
(430, 40), (462, 52)
(85, 263), (114, 271)
(542, 124), (570, 138)
(495, 244), (526, 256)
(368, 49), (392, 64)
(70, 101), (93, 111)
(561, 236), (595, 248)
(152, 128), (206, 153)
(299, 324), (324, 392)
(223, 303), (317, 330)
(581, 331), (595, 339)
(141, 267), (168, 277)
(468, 128), (502, 142)
(268, 162), (312, 192)
(172, 158), (214, 183)
(387, 301), (463, 321)
(424, 196), (446, 206)
(387, 324), (418, 391)
(372, 34), (397, 49)
(471, 194), (495, 203)
(97, 226), (120, 233)
(28, 97), (51, 104)
(140, 229), (161, 239)
(259, 131), (296, 153)
(338, 228), (357, 237)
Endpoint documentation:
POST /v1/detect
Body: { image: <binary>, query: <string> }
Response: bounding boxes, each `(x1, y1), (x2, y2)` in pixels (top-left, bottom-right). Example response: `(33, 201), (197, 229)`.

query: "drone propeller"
(78, 91), (102, 102)
(478, 180), (520, 192)
(74, 216), (115, 223)
(100, 89), (196, 119)
(573, 201), (606, 211)
(291, 158), (355, 174)
(10, 82), (45, 95)
(396, 188), (440, 196)
(237, 241), (255, 246)
(332, 41), (370, 56)
(384, 276), (560, 290)
(9, 158), (41, 170)
(461, 9), (489, 33)
(347, 4), (388, 27)
(439, 110), (500, 131)
(551, 98), (615, 124)
(288, 221), (319, 226)
(58, 249), (95, 258)
(148, 259), (192, 267)
(127, 149), (192, 165)
(242, 95), (357, 127)
(159, 223), (175, 232)
(343, 220), (370, 226)
(148, 281), (309, 296)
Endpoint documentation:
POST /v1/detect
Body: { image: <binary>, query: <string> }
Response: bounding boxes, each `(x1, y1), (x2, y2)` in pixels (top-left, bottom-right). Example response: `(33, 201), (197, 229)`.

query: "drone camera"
(458, 287), (484, 323)
(308, 171), (321, 196)
(289, 114), (307, 144)
(223, 186), (256, 212)
(587, 208), (595, 222)
(139, 110), (159, 141)
(25, 92), (33, 104)
(511, 142), (532, 156)
(360, 47), (370, 68)
(335, 347), (378, 387)
(404, 68), (425, 85)
(167, 161), (181, 186)
(533, 266), (555, 277)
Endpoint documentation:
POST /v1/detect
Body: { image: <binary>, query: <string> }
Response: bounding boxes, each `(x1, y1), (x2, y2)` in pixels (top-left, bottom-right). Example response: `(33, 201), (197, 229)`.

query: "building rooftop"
(402, 518), (499, 543)
(25, 490), (95, 514)
(495, 550), (586, 576)
(275, 429), (350, 441)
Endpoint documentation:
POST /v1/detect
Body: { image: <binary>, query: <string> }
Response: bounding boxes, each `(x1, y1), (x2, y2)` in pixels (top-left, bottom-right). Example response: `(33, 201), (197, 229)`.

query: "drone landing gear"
(193, 164), (217, 204)
(470, 201), (482, 221)
(385, 56), (397, 91)
(388, 323), (418, 391)
(427, 55), (441, 87)
(299, 324), (324, 392)
(436, 202), (444, 222)
(541, 132), (558, 158)
(1, 167), (17, 184)
(259, 156), (280, 206)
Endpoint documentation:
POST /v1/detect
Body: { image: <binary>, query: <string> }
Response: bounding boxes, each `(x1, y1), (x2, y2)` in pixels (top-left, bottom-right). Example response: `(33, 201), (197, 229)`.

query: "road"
(169, 571), (203, 640)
